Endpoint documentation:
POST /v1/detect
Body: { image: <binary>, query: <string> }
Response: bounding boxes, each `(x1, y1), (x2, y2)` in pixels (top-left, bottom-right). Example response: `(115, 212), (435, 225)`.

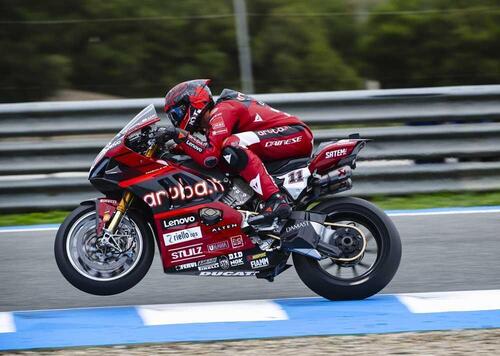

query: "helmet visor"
(167, 104), (187, 125)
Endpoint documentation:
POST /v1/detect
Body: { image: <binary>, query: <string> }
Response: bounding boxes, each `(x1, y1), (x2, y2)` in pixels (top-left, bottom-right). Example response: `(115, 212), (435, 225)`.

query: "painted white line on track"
(137, 299), (288, 326)
(0, 313), (15, 333)
(0, 227), (59, 234)
(398, 289), (500, 314)
(388, 209), (500, 217)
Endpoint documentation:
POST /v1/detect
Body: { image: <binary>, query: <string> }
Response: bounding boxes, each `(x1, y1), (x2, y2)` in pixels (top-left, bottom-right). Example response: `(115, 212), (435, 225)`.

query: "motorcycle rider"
(158, 79), (314, 221)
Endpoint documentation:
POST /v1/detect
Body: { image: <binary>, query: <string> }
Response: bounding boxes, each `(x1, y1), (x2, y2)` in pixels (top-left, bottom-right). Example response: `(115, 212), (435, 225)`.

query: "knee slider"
(222, 146), (248, 172)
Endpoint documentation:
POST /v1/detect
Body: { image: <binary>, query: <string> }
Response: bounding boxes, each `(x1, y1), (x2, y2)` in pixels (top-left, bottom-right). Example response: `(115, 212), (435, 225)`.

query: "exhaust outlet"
(313, 166), (352, 187)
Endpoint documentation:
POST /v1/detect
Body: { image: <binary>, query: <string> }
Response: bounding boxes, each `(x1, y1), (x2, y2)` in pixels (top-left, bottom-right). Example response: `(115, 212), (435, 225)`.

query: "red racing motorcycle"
(54, 104), (401, 300)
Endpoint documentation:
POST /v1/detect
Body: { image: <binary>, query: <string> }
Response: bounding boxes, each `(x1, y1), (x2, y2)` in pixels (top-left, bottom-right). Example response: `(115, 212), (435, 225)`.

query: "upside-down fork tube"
(106, 144), (158, 233)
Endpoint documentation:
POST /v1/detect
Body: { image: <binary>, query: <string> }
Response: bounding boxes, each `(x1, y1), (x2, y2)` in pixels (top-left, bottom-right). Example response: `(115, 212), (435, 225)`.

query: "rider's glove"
(155, 126), (188, 144)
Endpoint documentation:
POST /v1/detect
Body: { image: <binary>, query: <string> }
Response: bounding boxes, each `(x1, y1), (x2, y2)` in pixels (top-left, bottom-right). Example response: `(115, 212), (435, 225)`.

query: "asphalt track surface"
(0, 210), (499, 312)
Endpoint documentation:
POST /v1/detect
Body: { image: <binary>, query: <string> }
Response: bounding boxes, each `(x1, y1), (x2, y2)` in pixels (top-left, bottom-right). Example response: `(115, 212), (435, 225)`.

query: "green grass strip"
(1, 191), (500, 227)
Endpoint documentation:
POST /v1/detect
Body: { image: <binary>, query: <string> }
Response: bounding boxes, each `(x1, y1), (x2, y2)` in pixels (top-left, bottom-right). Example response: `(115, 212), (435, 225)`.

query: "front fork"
(106, 144), (157, 234)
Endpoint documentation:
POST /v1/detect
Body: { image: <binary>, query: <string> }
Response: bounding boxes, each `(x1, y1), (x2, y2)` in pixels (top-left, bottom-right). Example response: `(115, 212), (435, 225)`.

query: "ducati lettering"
(325, 148), (348, 159)
(218, 255), (230, 270)
(264, 136), (302, 147)
(285, 221), (308, 233)
(250, 257), (270, 269)
(143, 178), (224, 207)
(211, 224), (237, 233)
(163, 226), (202, 246)
(170, 245), (203, 260)
(207, 240), (230, 252)
(175, 262), (197, 271)
(230, 235), (244, 249)
(199, 271), (257, 276)
(162, 214), (197, 229)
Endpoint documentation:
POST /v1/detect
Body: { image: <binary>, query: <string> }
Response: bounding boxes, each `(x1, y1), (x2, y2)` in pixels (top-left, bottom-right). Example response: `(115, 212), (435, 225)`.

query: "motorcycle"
(54, 104), (401, 300)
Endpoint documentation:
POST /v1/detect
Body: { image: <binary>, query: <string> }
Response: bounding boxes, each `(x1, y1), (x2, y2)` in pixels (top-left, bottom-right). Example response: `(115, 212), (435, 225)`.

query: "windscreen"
(91, 104), (160, 169)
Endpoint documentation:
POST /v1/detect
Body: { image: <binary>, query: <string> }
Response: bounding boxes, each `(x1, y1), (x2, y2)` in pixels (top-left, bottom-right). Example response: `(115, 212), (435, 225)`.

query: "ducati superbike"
(54, 104), (402, 300)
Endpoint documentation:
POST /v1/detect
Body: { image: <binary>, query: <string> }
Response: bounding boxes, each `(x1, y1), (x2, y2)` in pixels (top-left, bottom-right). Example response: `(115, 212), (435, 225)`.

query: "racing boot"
(261, 192), (292, 220)
(248, 192), (292, 230)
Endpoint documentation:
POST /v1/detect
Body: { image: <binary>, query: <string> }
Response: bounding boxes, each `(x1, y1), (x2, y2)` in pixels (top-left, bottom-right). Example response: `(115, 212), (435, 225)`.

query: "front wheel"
(54, 205), (155, 295)
(293, 197), (402, 300)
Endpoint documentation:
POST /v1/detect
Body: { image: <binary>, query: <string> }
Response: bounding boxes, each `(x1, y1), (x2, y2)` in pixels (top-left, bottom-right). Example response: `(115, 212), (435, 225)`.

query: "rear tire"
(54, 205), (154, 295)
(293, 197), (401, 300)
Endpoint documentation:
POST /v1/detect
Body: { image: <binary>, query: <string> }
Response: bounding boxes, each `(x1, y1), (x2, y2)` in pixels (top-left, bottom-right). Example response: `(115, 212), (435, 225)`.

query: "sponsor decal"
(143, 178), (224, 207)
(170, 245), (203, 261)
(250, 257), (270, 269)
(230, 258), (244, 267)
(185, 139), (203, 153)
(163, 226), (202, 246)
(198, 257), (218, 266)
(247, 252), (267, 261)
(207, 240), (230, 252)
(219, 255), (230, 270)
(162, 214), (197, 229)
(199, 271), (257, 276)
(197, 262), (219, 271)
(256, 126), (289, 136)
(249, 174), (263, 195)
(325, 148), (348, 159)
(229, 252), (244, 267)
(211, 223), (237, 233)
(264, 136), (302, 147)
(253, 113), (263, 122)
(229, 251), (243, 259)
(175, 262), (197, 271)
(285, 221), (309, 233)
(210, 116), (226, 129)
(230, 235), (244, 249)
(213, 129), (228, 136)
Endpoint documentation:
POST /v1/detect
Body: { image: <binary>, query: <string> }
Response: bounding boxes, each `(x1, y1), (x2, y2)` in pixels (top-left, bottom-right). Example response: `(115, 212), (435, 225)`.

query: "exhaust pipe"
(313, 166), (352, 193)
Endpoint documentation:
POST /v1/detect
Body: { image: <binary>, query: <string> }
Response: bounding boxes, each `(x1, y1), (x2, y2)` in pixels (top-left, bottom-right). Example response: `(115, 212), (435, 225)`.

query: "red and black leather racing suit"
(178, 89), (314, 200)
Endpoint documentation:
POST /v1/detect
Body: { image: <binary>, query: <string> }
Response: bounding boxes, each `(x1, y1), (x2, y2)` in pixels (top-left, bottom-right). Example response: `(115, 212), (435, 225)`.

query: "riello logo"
(143, 178), (224, 208)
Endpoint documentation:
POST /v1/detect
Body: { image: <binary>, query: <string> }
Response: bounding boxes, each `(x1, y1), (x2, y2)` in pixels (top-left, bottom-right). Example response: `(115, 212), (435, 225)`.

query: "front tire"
(54, 205), (154, 295)
(293, 197), (402, 300)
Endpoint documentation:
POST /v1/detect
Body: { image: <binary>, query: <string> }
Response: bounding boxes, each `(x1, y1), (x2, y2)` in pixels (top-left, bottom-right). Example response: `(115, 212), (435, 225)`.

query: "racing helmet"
(164, 79), (214, 132)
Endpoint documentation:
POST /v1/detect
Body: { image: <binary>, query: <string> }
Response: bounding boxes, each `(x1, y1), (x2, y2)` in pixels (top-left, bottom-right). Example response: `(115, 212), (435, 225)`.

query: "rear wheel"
(293, 197), (401, 300)
(54, 205), (154, 295)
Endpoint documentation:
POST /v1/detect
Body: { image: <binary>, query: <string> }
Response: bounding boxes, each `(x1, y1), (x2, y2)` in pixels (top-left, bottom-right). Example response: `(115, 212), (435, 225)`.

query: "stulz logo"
(199, 271), (257, 276)
(170, 245), (203, 260)
(143, 178), (224, 208)
(211, 223), (237, 233)
(285, 221), (308, 233)
(325, 148), (348, 159)
(162, 214), (197, 229)
(163, 226), (202, 246)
